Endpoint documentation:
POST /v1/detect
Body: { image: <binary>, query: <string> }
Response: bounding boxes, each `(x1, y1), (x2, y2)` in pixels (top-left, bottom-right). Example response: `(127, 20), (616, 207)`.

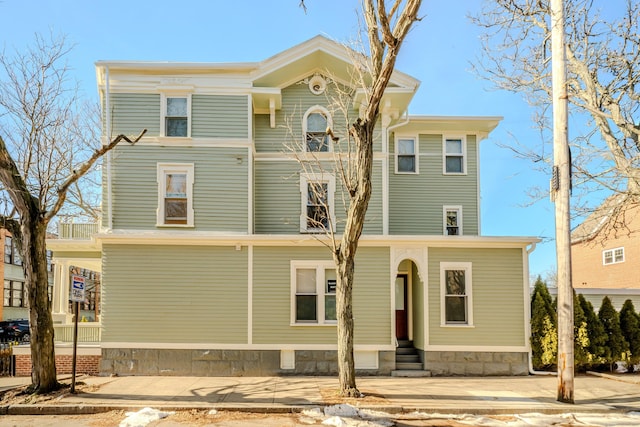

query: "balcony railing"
(53, 323), (101, 343)
(57, 222), (100, 240)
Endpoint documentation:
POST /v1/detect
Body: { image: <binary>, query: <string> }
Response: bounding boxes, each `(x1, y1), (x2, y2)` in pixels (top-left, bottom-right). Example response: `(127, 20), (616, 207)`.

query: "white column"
(52, 260), (72, 324)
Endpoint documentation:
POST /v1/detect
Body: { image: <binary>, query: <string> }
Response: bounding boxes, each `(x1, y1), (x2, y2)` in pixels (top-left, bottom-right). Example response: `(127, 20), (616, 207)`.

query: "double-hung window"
(4, 280), (26, 308)
(443, 136), (466, 174)
(396, 137), (417, 173)
(440, 262), (473, 326)
(303, 106), (332, 152)
(161, 95), (191, 137)
(291, 261), (336, 325)
(443, 206), (462, 236)
(4, 236), (21, 265)
(157, 163), (195, 227)
(300, 173), (335, 233)
(603, 247), (624, 265)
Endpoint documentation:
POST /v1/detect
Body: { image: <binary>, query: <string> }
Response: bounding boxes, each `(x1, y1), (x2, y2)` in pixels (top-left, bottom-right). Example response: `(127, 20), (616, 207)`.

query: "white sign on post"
(71, 275), (85, 302)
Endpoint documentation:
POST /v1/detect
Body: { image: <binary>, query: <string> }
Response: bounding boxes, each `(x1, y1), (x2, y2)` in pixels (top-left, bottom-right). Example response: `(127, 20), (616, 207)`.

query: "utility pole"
(550, 0), (574, 403)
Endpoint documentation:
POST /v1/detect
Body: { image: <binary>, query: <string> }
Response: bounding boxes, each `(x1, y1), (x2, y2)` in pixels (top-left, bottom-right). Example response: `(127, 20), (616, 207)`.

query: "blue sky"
(1, 0), (557, 278)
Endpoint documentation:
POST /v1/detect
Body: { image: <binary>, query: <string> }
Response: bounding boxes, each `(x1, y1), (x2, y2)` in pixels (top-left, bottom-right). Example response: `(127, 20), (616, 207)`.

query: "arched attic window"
(303, 106), (332, 152)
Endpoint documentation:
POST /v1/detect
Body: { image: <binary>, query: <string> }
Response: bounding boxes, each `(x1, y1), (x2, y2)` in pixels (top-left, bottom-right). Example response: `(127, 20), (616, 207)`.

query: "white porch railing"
(57, 222), (100, 240)
(53, 323), (101, 343)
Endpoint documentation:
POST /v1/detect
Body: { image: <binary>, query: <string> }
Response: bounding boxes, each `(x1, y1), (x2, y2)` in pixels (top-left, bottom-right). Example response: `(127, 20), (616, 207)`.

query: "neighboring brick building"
(571, 195), (640, 309)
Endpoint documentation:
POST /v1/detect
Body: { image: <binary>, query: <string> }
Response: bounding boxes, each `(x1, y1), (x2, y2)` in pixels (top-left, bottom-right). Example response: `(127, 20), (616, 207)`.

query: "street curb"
(586, 371), (640, 385)
(2, 403), (638, 416)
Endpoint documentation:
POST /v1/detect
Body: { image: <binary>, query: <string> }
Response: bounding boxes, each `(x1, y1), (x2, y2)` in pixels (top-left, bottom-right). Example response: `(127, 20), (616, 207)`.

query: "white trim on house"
(425, 345), (528, 352)
(100, 342), (396, 351)
(90, 233), (540, 248)
(440, 261), (473, 327)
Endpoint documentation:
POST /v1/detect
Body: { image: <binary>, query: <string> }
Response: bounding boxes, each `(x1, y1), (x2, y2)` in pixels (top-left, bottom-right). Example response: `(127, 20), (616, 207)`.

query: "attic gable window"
(161, 94), (191, 138)
(603, 247), (624, 265)
(303, 106), (332, 152)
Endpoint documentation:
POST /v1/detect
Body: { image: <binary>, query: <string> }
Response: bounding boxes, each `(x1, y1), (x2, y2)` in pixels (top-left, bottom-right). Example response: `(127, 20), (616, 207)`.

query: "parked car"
(0, 320), (30, 342)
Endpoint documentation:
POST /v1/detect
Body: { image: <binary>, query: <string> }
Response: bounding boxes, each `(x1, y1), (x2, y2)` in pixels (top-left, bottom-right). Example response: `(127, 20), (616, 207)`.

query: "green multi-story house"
(50, 36), (538, 376)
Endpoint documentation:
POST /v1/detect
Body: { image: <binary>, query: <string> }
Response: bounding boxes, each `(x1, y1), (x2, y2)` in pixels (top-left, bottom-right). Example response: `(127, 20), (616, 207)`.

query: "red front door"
(395, 275), (408, 340)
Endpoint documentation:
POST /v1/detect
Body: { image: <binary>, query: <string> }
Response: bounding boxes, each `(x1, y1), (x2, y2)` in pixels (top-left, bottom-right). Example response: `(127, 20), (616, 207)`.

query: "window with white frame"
(396, 137), (417, 173)
(603, 247), (624, 265)
(443, 136), (466, 174)
(291, 261), (337, 325)
(300, 173), (335, 233)
(157, 163), (195, 227)
(303, 106), (332, 152)
(162, 95), (191, 137)
(443, 206), (462, 236)
(440, 262), (473, 326)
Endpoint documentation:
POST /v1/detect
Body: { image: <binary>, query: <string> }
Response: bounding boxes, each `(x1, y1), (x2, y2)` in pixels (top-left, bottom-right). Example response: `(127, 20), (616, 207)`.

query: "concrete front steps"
(392, 339), (431, 377)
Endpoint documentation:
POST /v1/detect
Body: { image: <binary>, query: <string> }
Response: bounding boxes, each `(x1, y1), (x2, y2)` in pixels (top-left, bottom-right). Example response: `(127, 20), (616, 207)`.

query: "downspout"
(105, 66), (113, 231)
(385, 112), (410, 236)
(526, 241), (556, 375)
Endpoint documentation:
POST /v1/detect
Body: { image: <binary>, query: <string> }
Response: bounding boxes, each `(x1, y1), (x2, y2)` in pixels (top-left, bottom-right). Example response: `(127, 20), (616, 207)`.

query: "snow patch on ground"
(302, 404), (393, 426)
(119, 407), (175, 427)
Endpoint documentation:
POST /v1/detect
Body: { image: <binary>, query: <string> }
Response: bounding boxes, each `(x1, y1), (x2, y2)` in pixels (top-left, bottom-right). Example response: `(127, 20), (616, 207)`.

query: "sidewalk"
(2, 373), (640, 415)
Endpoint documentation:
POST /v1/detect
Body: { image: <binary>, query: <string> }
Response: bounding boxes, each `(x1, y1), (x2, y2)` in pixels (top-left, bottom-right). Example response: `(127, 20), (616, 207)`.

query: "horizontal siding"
(428, 247), (525, 347)
(102, 245), (248, 343)
(389, 134), (479, 235)
(254, 160), (383, 234)
(192, 95), (248, 138)
(252, 246), (391, 345)
(106, 93), (161, 137)
(111, 145), (248, 231)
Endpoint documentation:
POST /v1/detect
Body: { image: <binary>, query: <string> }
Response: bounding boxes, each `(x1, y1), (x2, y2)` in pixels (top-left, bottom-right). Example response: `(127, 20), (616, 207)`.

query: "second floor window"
(4, 236), (22, 266)
(303, 106), (332, 152)
(4, 280), (26, 308)
(444, 136), (466, 174)
(162, 95), (190, 137)
(396, 137), (417, 173)
(300, 173), (335, 233)
(603, 247), (624, 265)
(157, 163), (195, 227)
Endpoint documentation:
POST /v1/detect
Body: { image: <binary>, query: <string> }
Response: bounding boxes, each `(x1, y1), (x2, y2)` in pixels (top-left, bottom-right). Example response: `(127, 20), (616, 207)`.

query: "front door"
(395, 274), (408, 340)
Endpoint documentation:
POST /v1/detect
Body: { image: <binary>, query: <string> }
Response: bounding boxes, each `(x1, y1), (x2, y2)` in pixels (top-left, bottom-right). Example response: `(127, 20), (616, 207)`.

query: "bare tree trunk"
(333, 121), (374, 397)
(23, 218), (59, 393)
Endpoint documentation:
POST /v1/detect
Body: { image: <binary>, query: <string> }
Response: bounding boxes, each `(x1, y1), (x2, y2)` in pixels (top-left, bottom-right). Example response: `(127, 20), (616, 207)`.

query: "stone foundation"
(424, 351), (529, 376)
(288, 350), (395, 376)
(101, 349), (396, 376)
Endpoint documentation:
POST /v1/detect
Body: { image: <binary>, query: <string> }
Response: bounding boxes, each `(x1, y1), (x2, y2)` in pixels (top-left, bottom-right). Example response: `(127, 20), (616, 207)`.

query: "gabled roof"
(571, 194), (639, 244)
(252, 35), (419, 90)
